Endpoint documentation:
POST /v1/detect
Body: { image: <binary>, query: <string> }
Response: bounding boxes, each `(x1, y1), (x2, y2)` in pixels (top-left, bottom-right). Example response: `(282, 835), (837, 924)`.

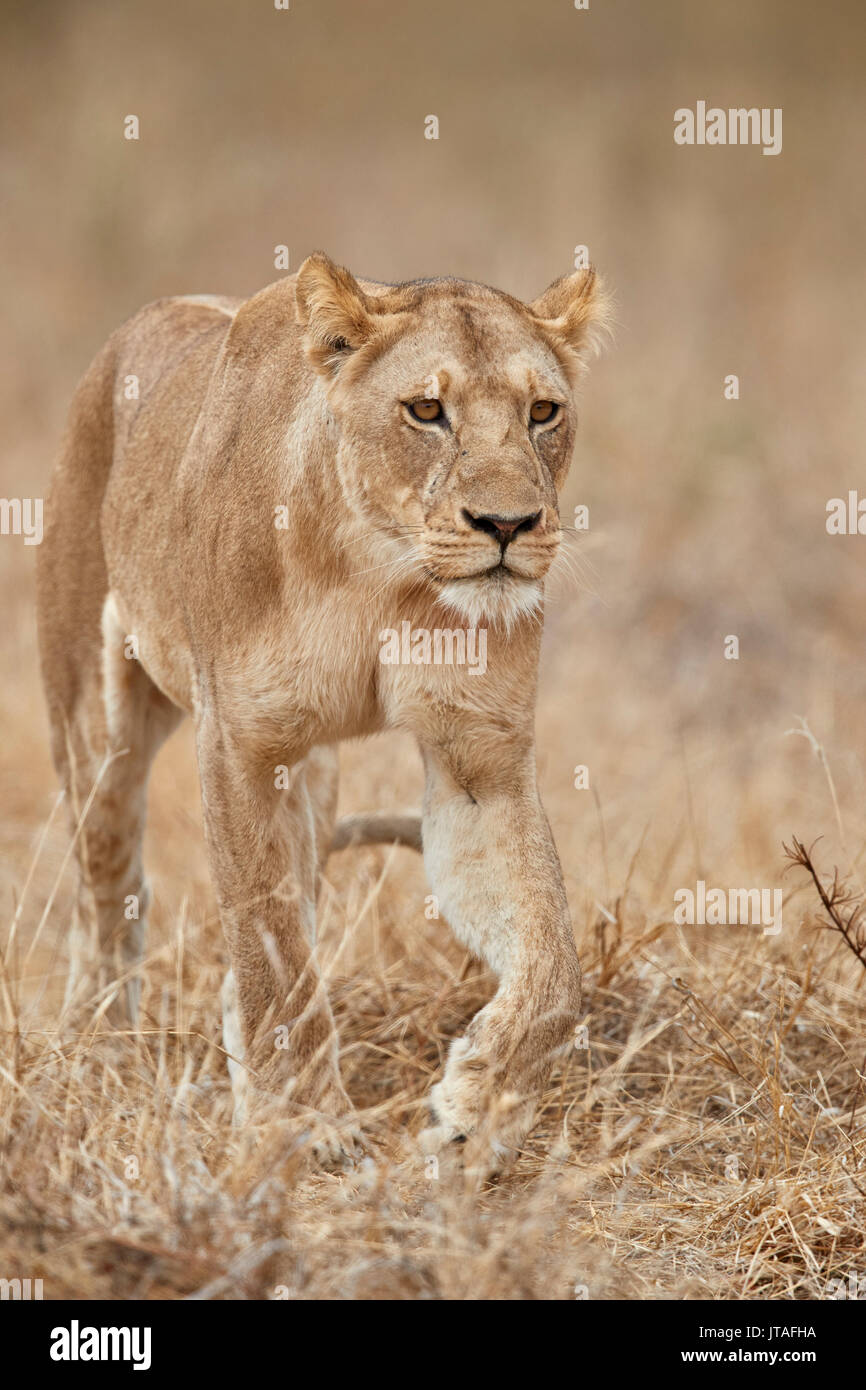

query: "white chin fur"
(435, 573), (543, 631)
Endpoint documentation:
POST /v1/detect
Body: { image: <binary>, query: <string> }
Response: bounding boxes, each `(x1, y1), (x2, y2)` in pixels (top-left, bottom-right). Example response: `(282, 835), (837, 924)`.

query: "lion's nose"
(462, 509), (542, 548)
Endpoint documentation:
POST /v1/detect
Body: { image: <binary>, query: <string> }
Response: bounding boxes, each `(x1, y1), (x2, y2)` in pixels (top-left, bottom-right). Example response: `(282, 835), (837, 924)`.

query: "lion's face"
(295, 256), (607, 627)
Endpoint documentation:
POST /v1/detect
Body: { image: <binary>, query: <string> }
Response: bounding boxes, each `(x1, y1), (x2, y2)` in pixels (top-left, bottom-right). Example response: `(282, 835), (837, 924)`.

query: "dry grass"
(1, 732), (864, 1299)
(2, 0), (865, 1299)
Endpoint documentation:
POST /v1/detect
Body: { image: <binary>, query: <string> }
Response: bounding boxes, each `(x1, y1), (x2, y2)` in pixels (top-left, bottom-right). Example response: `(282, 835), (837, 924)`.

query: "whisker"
(544, 542), (605, 608)
(363, 554), (421, 610)
(345, 553), (416, 579)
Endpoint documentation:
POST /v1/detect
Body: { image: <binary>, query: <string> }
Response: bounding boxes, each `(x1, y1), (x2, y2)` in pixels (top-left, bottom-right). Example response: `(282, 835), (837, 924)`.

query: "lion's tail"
(329, 811), (422, 854)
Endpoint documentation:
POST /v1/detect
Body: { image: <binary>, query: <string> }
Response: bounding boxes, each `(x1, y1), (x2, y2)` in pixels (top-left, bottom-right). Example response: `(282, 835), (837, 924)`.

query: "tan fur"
(36, 254), (608, 1172)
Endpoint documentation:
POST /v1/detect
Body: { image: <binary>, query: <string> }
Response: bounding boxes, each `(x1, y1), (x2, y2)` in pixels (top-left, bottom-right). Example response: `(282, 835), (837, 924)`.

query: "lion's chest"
(219, 623), (385, 761)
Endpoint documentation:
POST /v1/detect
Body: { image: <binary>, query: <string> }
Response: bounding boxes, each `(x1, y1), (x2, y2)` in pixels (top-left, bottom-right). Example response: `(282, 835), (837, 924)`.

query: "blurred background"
(1, 0), (865, 1298)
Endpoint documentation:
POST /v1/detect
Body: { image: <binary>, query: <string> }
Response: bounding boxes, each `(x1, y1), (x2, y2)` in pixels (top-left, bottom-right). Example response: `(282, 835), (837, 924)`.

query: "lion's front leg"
(417, 744), (581, 1173)
(196, 716), (354, 1167)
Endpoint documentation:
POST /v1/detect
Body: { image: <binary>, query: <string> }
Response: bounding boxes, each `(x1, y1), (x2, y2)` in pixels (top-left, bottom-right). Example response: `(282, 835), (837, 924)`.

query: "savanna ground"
(1, 0), (864, 1299)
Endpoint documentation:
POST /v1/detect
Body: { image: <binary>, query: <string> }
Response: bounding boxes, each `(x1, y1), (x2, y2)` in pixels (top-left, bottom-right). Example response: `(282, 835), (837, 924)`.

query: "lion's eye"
(407, 399), (444, 423)
(530, 400), (559, 424)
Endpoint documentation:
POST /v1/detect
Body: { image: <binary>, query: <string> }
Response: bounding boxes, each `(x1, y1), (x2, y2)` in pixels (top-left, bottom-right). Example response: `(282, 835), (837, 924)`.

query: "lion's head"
(295, 253), (608, 628)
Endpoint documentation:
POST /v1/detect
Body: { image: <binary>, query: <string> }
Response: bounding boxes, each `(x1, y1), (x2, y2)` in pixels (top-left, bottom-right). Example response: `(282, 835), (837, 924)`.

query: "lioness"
(37, 254), (607, 1170)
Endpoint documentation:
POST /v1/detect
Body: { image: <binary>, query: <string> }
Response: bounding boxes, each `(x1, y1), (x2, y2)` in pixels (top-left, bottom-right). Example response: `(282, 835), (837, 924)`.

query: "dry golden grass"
(1, 0), (865, 1299)
(1, 719), (864, 1299)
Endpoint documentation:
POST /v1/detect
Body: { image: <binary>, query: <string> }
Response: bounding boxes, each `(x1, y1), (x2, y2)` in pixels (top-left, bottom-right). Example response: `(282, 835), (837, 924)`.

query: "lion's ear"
(295, 252), (379, 376)
(530, 267), (610, 363)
